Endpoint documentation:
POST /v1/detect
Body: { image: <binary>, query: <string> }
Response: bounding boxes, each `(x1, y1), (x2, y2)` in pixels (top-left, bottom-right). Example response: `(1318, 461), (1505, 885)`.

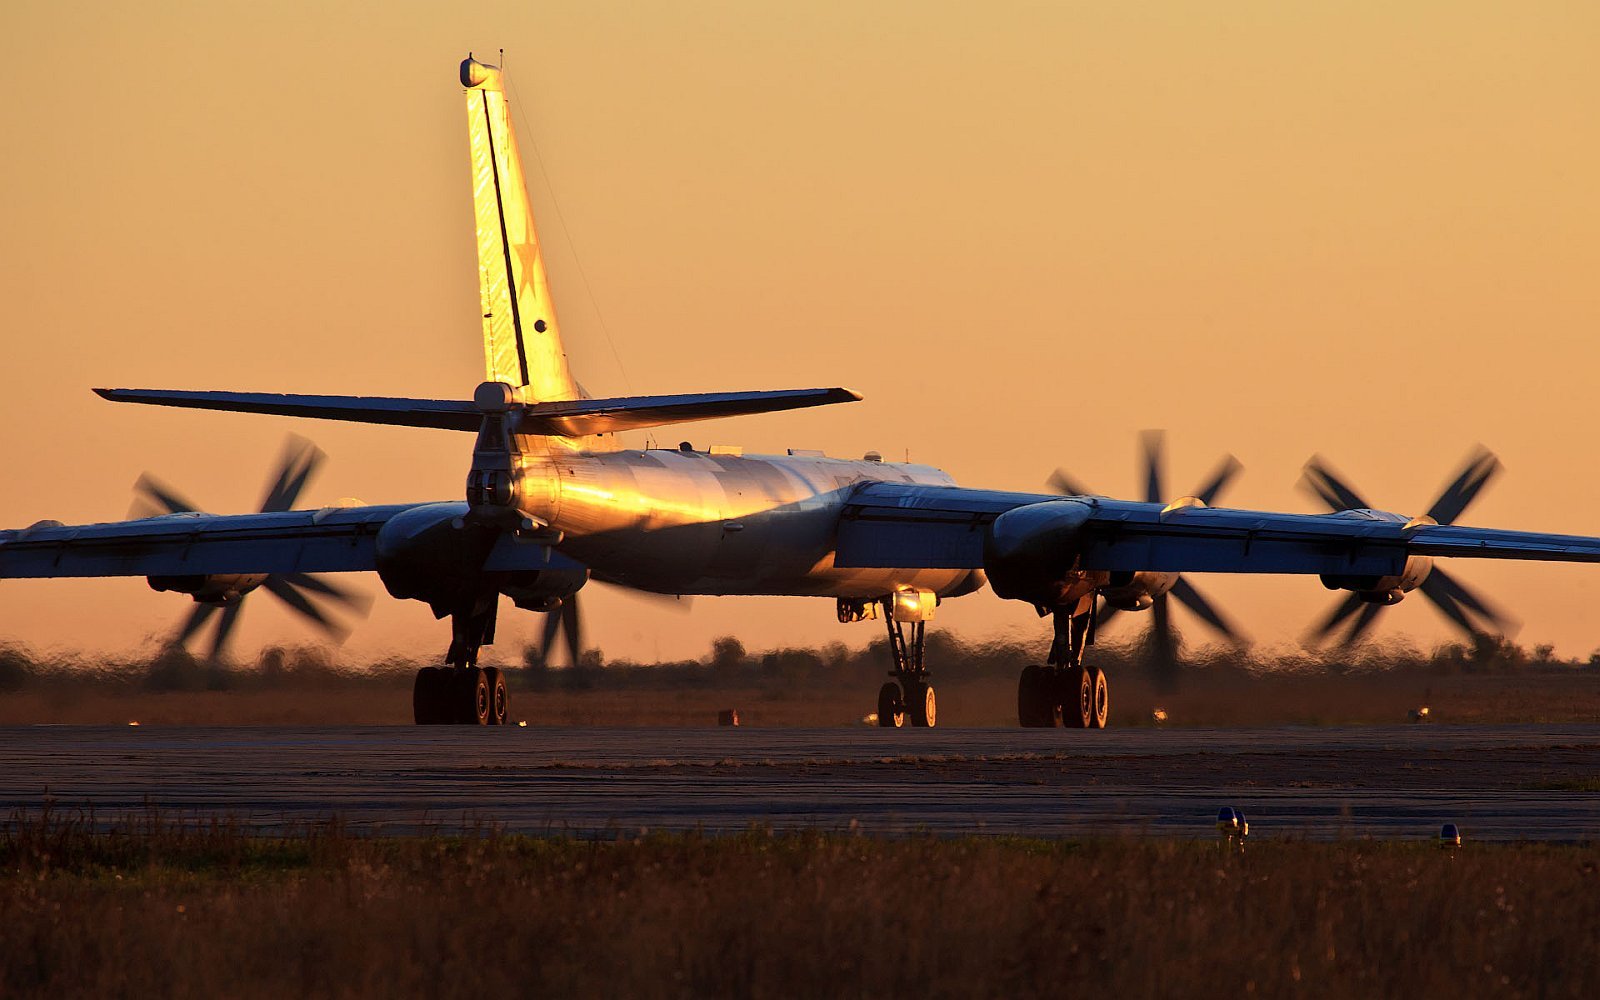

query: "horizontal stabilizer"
(524, 387), (862, 435)
(95, 388), (484, 430)
(95, 386), (862, 436)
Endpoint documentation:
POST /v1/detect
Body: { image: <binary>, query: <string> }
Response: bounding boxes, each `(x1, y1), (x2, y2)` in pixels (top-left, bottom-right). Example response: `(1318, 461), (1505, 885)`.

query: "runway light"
(1440, 823), (1461, 848)
(1152, 708), (1169, 724)
(1409, 706), (1431, 722)
(1217, 807), (1249, 850)
(127, 720), (139, 727)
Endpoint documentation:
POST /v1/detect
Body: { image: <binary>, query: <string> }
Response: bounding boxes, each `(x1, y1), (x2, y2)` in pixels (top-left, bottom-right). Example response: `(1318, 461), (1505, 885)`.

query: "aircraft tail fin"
(461, 56), (578, 403)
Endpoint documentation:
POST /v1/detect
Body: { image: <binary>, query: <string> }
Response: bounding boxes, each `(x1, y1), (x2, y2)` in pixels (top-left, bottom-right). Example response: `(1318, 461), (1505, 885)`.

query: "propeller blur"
(1049, 430), (1247, 682)
(1299, 448), (1519, 646)
(136, 436), (371, 660)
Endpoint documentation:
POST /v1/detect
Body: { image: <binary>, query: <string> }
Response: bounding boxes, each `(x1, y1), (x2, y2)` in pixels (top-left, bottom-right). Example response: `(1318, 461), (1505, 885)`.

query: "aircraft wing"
(0, 504), (582, 579)
(834, 482), (1600, 574)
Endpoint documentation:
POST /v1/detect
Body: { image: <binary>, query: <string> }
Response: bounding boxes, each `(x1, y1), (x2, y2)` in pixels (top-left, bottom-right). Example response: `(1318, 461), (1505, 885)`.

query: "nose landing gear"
(873, 594), (937, 728)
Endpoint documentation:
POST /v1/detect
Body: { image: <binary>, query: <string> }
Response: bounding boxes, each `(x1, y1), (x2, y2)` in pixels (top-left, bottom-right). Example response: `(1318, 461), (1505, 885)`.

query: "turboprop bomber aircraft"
(6, 56), (1600, 727)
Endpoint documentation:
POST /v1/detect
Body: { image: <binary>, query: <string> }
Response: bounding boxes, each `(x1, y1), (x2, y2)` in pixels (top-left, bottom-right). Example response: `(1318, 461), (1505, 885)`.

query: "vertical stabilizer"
(461, 56), (579, 403)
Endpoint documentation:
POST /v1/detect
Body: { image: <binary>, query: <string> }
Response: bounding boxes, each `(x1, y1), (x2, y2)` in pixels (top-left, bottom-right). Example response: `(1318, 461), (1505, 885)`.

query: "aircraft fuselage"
(515, 446), (984, 600)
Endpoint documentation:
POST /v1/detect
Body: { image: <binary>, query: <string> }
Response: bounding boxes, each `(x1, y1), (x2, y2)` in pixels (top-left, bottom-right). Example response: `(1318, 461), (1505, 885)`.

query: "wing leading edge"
(834, 482), (1600, 574)
(0, 504), (584, 579)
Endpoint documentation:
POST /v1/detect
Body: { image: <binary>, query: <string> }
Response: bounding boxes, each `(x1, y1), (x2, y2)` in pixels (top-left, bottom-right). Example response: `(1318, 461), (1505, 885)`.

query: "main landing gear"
(413, 595), (511, 725)
(873, 596), (937, 728)
(1018, 602), (1110, 729)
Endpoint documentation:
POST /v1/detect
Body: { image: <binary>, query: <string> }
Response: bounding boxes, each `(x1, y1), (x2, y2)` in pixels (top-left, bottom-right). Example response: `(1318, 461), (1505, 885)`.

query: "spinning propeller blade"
(1300, 456), (1371, 513)
(1300, 447), (1516, 645)
(1045, 469), (1092, 498)
(258, 436), (324, 514)
(209, 602), (246, 659)
(138, 437), (369, 660)
(538, 597), (584, 668)
(130, 475), (201, 519)
(1051, 431), (1248, 674)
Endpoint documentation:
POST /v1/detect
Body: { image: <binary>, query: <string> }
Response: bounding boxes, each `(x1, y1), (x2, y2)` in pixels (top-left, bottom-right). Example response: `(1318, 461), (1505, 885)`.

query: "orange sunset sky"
(2, 1), (1599, 666)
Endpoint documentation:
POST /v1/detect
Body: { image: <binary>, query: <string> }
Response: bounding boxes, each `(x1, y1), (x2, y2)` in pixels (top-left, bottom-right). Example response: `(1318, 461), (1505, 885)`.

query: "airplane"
(5, 55), (1600, 728)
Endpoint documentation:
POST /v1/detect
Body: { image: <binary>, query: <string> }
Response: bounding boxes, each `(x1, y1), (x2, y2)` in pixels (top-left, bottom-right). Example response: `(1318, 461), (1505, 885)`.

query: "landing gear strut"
(413, 594), (511, 725)
(876, 596), (936, 728)
(1017, 598), (1110, 729)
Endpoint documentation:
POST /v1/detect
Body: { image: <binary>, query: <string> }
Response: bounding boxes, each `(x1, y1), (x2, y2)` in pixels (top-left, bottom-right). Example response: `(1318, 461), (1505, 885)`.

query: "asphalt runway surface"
(3, 725), (1598, 841)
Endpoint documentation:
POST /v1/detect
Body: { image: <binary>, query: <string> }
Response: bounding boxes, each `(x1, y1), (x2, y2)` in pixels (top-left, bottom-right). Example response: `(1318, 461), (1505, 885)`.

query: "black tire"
(459, 666), (491, 726)
(485, 667), (509, 725)
(1088, 665), (1109, 729)
(909, 683), (937, 728)
(876, 682), (906, 728)
(1017, 665), (1055, 727)
(413, 667), (444, 725)
(1061, 665), (1093, 729)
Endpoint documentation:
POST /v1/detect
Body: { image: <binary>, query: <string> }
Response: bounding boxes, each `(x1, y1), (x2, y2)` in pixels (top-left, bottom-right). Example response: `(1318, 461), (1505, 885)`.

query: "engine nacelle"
(374, 502), (586, 617)
(147, 574), (267, 604)
(1100, 570), (1179, 612)
(983, 500), (1097, 608)
(1320, 554), (1433, 606)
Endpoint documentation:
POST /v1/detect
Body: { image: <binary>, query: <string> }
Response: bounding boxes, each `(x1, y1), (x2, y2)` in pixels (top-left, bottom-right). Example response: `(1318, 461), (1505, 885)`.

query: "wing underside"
(0, 504), (583, 579)
(834, 482), (1600, 573)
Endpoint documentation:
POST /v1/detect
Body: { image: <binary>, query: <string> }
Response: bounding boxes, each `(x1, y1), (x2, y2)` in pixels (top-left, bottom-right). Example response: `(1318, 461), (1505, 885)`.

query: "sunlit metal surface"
(462, 56), (574, 400)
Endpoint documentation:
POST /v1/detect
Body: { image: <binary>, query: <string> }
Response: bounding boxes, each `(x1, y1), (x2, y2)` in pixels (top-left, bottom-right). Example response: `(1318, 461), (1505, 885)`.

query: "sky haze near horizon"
(2, 1), (1598, 666)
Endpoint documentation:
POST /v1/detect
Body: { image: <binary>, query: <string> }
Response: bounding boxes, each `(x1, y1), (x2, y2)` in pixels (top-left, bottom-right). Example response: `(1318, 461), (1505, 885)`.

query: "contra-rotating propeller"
(1299, 447), (1519, 645)
(1047, 430), (1248, 666)
(532, 584), (690, 669)
(537, 596), (583, 669)
(132, 436), (372, 659)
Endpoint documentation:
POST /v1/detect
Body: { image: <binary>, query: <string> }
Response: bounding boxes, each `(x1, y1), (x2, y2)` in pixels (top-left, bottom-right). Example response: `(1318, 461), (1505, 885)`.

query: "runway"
(3, 725), (1598, 841)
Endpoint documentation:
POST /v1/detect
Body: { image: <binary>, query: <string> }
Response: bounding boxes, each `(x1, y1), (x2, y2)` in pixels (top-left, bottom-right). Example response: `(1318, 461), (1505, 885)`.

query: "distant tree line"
(1, 629), (1597, 695)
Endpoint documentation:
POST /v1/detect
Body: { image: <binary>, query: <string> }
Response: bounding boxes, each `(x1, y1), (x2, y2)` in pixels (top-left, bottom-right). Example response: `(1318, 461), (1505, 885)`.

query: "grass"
(3, 807), (1599, 998)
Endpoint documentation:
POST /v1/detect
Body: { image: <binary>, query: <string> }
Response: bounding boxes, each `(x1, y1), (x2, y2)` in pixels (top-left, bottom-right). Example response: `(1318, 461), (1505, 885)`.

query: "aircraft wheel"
(459, 667), (491, 725)
(1017, 665), (1055, 728)
(876, 682), (906, 728)
(1088, 666), (1109, 729)
(1061, 665), (1093, 729)
(485, 667), (509, 725)
(413, 667), (447, 725)
(908, 683), (937, 728)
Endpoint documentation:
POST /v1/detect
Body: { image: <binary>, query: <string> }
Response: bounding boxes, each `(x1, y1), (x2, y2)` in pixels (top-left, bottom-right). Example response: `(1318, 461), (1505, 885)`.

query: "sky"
(2, 1), (1599, 667)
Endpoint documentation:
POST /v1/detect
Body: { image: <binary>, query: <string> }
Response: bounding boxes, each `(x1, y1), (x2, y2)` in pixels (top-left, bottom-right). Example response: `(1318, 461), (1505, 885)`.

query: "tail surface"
(94, 58), (864, 435)
(461, 55), (578, 403)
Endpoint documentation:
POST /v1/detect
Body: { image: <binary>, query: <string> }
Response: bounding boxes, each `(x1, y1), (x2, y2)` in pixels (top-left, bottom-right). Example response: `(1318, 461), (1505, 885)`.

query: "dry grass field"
(2, 808), (1597, 998)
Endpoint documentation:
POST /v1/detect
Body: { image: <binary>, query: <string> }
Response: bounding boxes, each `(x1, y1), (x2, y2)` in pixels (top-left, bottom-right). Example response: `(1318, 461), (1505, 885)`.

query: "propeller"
(537, 597), (583, 669)
(133, 436), (372, 660)
(1299, 447), (1519, 645)
(1047, 430), (1247, 679)
(532, 585), (690, 668)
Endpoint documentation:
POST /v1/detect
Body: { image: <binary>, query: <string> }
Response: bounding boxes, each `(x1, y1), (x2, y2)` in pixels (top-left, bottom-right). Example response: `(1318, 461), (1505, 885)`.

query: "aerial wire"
(506, 64), (635, 396)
